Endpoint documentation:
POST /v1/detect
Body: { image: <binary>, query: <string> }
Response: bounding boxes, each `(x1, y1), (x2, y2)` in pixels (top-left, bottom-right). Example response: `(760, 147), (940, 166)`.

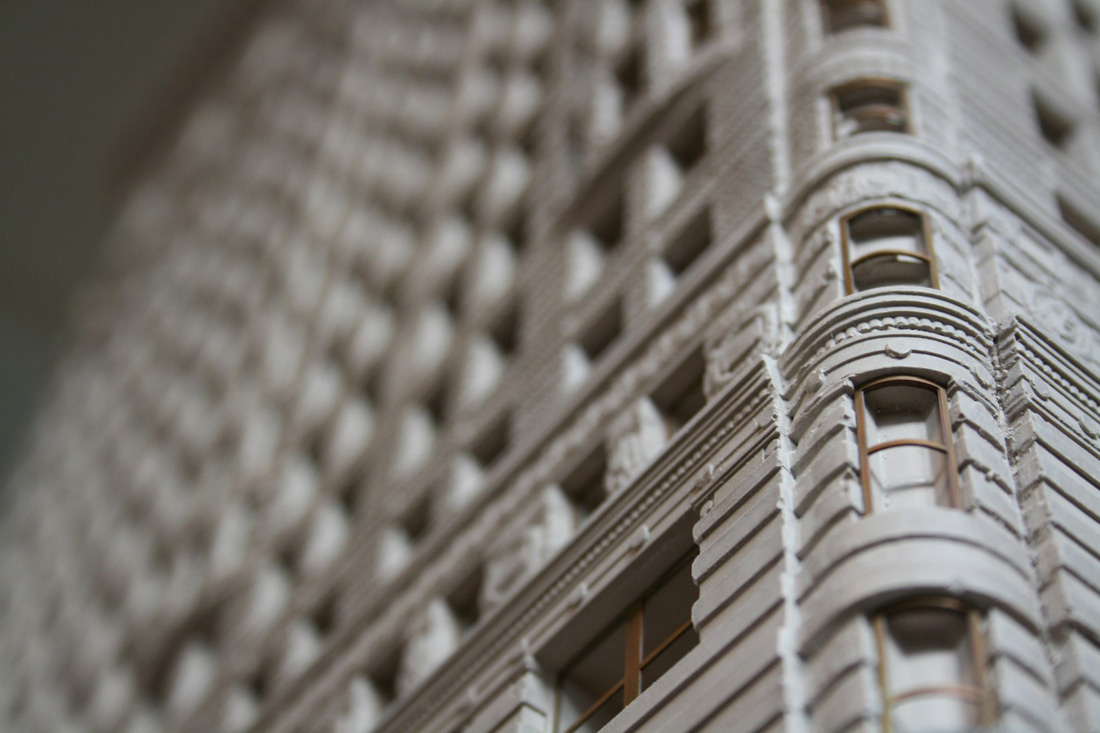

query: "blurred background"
(0, 2), (244, 482)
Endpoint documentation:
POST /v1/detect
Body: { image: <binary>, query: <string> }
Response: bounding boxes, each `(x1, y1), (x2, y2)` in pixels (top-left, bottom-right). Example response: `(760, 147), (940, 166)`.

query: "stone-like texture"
(1, 1), (1099, 732)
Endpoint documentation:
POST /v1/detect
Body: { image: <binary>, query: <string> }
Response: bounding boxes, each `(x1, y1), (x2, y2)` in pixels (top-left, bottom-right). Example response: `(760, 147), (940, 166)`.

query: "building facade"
(2, 0), (1100, 731)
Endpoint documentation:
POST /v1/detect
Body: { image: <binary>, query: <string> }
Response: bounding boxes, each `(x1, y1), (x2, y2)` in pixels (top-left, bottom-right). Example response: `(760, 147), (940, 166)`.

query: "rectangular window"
(875, 599), (993, 731)
(1058, 195), (1100, 248)
(566, 189), (626, 300)
(1072, 0), (1097, 33)
(333, 644), (403, 733)
(310, 592), (338, 638)
(822, 0), (889, 34)
(615, 44), (644, 116)
(662, 208), (713, 279)
(367, 644), (403, 715)
(579, 298), (624, 365)
(831, 79), (909, 138)
(1011, 4), (1045, 52)
(400, 495), (432, 545)
(489, 299), (520, 357)
(560, 444), (609, 523)
(665, 102), (707, 178)
(855, 376), (959, 513)
(685, 0), (713, 48)
(841, 206), (937, 293)
(1033, 93), (1073, 149)
(445, 565), (485, 637)
(556, 556), (699, 733)
(469, 411), (511, 470)
(650, 347), (707, 438)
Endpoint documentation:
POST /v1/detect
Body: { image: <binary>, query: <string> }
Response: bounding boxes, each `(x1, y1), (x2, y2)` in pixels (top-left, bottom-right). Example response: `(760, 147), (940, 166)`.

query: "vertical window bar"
(873, 615), (894, 733)
(623, 602), (644, 704)
(854, 386), (875, 514)
(968, 609), (996, 727)
(936, 384), (960, 508)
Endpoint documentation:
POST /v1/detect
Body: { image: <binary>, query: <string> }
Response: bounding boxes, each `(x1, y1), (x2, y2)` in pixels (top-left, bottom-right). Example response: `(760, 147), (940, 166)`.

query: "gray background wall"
(0, 1), (239, 481)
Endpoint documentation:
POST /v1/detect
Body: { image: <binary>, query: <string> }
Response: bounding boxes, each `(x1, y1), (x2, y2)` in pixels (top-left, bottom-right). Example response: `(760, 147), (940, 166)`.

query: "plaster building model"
(2, 0), (1100, 731)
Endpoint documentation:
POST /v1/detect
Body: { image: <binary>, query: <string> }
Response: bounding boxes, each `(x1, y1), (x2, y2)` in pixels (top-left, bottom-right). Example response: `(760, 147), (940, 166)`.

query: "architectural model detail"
(1, 0), (1099, 731)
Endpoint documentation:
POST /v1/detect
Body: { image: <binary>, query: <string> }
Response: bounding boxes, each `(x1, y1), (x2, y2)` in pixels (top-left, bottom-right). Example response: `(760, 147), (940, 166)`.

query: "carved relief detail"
(480, 485), (575, 612)
(605, 398), (668, 494)
(397, 599), (461, 698)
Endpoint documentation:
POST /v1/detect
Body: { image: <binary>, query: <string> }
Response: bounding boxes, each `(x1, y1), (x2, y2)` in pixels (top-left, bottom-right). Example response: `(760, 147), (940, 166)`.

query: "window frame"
(839, 204), (939, 294)
(829, 77), (911, 140)
(853, 375), (960, 513)
(553, 553), (698, 733)
(873, 597), (995, 733)
(821, 0), (892, 35)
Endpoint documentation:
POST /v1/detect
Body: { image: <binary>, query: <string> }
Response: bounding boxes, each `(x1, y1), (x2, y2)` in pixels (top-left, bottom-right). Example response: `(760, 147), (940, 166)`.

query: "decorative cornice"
(782, 290), (996, 386)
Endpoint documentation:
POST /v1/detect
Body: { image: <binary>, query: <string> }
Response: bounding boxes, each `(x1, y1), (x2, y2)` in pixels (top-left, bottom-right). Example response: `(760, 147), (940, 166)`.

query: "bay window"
(854, 376), (959, 513)
(875, 598), (993, 732)
(841, 205), (937, 293)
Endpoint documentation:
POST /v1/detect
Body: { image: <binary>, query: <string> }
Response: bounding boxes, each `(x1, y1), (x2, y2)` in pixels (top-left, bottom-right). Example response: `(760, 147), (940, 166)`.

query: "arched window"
(854, 376), (959, 513)
(841, 206), (938, 293)
(874, 598), (994, 732)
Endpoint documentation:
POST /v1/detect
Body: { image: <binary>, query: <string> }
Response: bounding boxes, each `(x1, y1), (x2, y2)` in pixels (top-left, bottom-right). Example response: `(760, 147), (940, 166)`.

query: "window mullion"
(968, 610), (995, 726)
(938, 386), (961, 508)
(873, 615), (893, 733)
(855, 388), (874, 513)
(623, 602), (644, 704)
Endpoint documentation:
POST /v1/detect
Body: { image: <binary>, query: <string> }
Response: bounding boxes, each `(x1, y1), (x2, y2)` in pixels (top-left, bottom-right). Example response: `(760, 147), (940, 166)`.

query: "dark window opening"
(651, 348), (708, 436)
(590, 189), (626, 252)
(1058, 195), (1100, 247)
(1073, 0), (1100, 31)
(1033, 94), (1073, 149)
(686, 0), (713, 48)
(490, 301), (520, 356)
(561, 444), (609, 521)
(367, 646), (403, 711)
(443, 272), (464, 321)
(337, 470), (365, 516)
(306, 429), (327, 473)
(424, 378), (448, 428)
(556, 555), (699, 733)
(506, 209), (530, 253)
(446, 565), (485, 635)
(1073, 0), (1098, 32)
(666, 103), (707, 175)
(842, 206), (935, 292)
(248, 658), (273, 703)
(277, 539), (300, 577)
(822, 0), (889, 34)
(832, 80), (909, 137)
(663, 208), (713, 278)
(311, 592), (338, 637)
(615, 45), (644, 113)
(1012, 6), (1045, 51)
(579, 299), (623, 363)
(363, 367), (384, 409)
(400, 496), (432, 545)
(470, 412), (511, 470)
